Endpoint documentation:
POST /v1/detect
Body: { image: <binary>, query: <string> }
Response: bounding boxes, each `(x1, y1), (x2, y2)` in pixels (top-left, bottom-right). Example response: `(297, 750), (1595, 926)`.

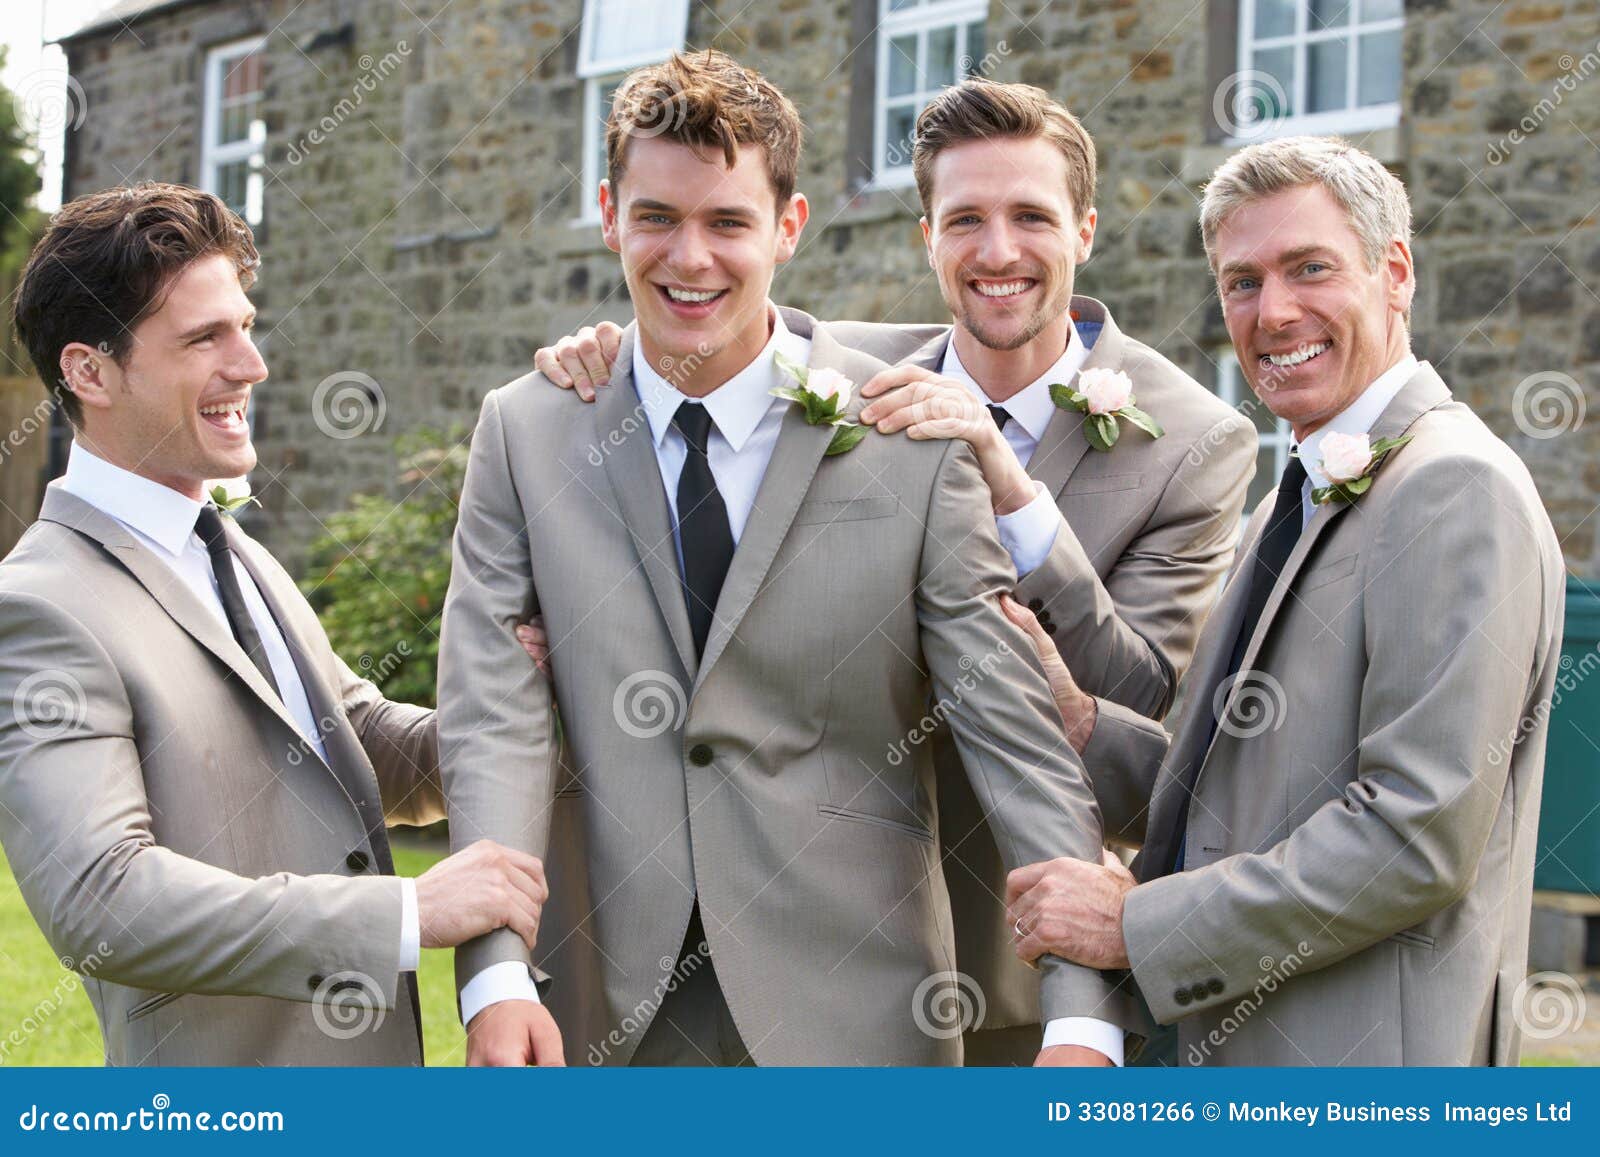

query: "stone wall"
(59, 0), (1599, 573)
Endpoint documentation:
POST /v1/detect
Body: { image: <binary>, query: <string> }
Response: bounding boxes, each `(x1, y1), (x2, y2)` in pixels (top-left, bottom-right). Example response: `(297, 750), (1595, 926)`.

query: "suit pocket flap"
(793, 494), (897, 526)
(1063, 472), (1144, 496)
(1301, 552), (1359, 591)
(1387, 928), (1436, 950)
(126, 990), (183, 1022)
(817, 803), (934, 843)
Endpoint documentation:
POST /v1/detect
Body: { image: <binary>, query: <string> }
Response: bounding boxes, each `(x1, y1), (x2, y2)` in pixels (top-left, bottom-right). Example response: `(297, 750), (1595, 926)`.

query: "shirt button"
(688, 744), (714, 767)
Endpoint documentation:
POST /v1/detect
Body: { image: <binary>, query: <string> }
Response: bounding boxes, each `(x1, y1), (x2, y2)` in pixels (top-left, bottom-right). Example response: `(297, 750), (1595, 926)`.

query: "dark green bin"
(1534, 576), (1600, 894)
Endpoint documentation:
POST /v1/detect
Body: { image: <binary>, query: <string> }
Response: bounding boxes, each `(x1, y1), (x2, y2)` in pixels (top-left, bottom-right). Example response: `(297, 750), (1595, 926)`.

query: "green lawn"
(0, 840), (464, 1066)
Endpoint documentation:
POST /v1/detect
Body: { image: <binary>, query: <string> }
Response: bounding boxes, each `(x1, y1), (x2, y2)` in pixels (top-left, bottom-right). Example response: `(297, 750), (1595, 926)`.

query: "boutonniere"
(772, 351), (868, 456)
(1048, 367), (1163, 452)
(1305, 431), (1413, 506)
(208, 478), (259, 514)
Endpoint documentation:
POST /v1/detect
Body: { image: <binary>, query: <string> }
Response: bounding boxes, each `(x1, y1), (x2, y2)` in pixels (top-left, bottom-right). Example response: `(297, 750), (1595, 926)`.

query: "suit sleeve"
(0, 593), (406, 1006)
(914, 439), (1139, 1032)
(338, 662), (445, 828)
(1015, 411), (1256, 719)
(1122, 454), (1553, 1024)
(437, 389), (558, 997)
(1081, 697), (1174, 846)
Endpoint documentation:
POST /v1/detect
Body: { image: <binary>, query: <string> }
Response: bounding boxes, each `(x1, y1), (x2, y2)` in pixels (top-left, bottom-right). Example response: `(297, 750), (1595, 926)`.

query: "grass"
(0, 840), (464, 1066)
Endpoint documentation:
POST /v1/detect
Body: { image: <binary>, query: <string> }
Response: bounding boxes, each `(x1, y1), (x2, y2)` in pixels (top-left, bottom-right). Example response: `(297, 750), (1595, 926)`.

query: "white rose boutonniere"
(207, 477), (259, 514)
(1049, 367), (1163, 451)
(771, 351), (868, 456)
(1306, 431), (1414, 505)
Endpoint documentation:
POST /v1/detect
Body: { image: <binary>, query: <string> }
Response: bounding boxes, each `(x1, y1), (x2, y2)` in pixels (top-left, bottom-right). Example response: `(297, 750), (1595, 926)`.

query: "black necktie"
(672, 403), (735, 660)
(195, 505), (281, 697)
(987, 404), (1010, 431)
(1161, 456), (1307, 873)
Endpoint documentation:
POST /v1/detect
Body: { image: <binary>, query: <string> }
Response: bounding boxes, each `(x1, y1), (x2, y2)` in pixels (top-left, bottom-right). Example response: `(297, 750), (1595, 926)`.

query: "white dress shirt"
(1293, 353), (1418, 527)
(939, 322), (1090, 577)
(58, 442), (420, 973)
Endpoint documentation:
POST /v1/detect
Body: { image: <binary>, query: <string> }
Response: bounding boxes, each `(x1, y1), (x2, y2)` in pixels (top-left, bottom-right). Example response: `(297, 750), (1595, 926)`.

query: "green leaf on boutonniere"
(1119, 404), (1164, 440)
(208, 485), (259, 514)
(1309, 434), (1414, 506)
(826, 422), (869, 456)
(1085, 412), (1120, 451)
(1048, 383), (1083, 411)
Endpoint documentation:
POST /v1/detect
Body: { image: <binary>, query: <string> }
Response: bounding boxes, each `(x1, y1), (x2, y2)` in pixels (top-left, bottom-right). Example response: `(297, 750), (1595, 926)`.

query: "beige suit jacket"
(0, 486), (444, 1065)
(438, 309), (1136, 1064)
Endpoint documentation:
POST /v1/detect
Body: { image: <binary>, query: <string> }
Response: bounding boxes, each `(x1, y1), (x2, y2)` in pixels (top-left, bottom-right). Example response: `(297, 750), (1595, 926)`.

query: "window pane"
(884, 104), (917, 169)
(964, 20), (986, 76)
(587, 0), (686, 69)
(594, 76), (621, 193)
(1357, 31), (1401, 106)
(1361, 0), (1403, 21)
(223, 51), (262, 100)
(1253, 0), (1296, 39)
(927, 25), (957, 88)
(220, 102), (255, 145)
(216, 160), (250, 216)
(1307, 37), (1349, 112)
(1252, 46), (1296, 120)
(888, 33), (919, 97)
(888, 0), (921, 10)
(1309, 0), (1352, 31)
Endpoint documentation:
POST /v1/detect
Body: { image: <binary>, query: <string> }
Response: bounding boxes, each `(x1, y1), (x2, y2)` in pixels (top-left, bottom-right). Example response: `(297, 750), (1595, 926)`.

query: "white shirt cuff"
(1041, 1016), (1126, 1066)
(994, 480), (1062, 579)
(459, 960), (542, 1026)
(398, 877), (419, 972)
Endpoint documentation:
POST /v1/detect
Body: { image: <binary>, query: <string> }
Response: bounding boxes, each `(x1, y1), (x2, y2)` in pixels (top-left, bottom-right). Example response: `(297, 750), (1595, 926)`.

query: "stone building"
(53, 0), (1599, 574)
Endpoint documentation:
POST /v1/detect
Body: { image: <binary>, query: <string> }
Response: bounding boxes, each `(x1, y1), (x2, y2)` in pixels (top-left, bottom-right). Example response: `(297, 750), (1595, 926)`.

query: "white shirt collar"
(60, 440), (205, 557)
(634, 304), (803, 452)
(1296, 352), (1419, 491)
(938, 319), (1088, 445)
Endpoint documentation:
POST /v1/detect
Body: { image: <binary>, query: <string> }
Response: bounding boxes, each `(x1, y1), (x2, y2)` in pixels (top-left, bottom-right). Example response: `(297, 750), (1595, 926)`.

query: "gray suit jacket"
(1083, 364), (1564, 1064)
(0, 485), (445, 1066)
(828, 297), (1256, 1031)
(438, 308), (1136, 1064)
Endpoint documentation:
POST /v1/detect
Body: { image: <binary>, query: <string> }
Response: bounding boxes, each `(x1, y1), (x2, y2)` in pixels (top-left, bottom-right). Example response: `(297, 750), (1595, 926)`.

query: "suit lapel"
(903, 330), (950, 373)
(596, 326), (700, 681)
(692, 312), (879, 693)
(36, 486), (309, 742)
(227, 531), (395, 867)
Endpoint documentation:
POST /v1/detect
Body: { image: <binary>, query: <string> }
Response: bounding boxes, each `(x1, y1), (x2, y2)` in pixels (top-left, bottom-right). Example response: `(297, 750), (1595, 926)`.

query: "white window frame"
(871, 0), (989, 189)
(575, 0), (691, 224)
(1233, 0), (1402, 142)
(1216, 348), (1294, 531)
(201, 36), (267, 226)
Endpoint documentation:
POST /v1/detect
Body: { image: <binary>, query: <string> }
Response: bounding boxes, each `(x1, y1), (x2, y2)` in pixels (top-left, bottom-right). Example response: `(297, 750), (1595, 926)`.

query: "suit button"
(346, 850), (370, 872)
(308, 973), (325, 992)
(1207, 977), (1224, 995)
(1043, 621), (1058, 636)
(688, 744), (714, 767)
(1027, 598), (1044, 612)
(1190, 983), (1210, 1003)
(1174, 987), (1192, 1006)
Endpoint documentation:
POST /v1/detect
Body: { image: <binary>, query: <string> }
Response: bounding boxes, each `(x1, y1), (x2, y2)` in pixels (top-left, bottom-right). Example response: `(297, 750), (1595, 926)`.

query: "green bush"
(300, 427), (467, 708)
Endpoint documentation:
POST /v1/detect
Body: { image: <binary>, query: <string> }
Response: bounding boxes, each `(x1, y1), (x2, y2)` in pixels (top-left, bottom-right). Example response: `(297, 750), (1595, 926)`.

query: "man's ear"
(598, 179), (620, 253)
(1385, 237), (1415, 318)
(1076, 207), (1098, 265)
(59, 341), (117, 416)
(774, 192), (809, 265)
(920, 216), (934, 268)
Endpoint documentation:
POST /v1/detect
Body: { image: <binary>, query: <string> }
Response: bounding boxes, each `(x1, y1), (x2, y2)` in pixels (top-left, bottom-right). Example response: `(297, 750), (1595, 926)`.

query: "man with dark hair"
(0, 182), (551, 1066)
(440, 51), (1132, 1067)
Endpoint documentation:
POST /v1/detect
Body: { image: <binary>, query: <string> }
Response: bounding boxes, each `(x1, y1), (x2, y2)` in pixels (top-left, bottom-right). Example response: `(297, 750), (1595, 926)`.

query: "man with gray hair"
(1001, 135), (1565, 1065)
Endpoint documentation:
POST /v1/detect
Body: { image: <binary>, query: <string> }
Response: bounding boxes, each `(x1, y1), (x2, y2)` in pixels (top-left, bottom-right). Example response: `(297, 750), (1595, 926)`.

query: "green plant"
(300, 427), (468, 708)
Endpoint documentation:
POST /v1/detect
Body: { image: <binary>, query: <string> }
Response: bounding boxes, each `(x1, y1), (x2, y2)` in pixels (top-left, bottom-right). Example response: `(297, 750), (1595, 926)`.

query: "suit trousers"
(631, 905), (753, 1066)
